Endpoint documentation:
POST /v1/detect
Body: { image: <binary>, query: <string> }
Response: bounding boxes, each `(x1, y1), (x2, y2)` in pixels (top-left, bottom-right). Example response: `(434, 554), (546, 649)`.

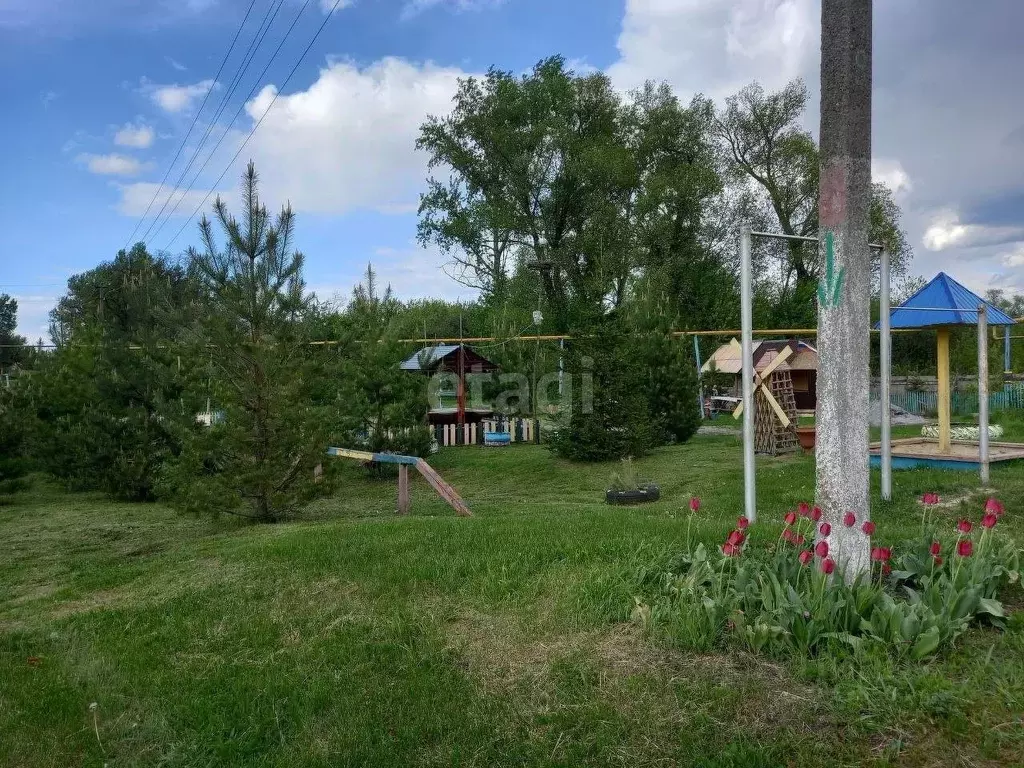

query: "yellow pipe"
(936, 327), (951, 453)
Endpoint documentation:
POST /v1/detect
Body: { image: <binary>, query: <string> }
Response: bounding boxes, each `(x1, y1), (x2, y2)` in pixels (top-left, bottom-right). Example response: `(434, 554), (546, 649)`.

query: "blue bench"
(484, 431), (511, 447)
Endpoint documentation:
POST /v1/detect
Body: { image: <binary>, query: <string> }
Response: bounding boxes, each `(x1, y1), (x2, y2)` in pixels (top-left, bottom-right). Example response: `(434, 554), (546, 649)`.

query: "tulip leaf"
(910, 626), (941, 659)
(900, 615), (921, 642)
(977, 598), (1005, 618)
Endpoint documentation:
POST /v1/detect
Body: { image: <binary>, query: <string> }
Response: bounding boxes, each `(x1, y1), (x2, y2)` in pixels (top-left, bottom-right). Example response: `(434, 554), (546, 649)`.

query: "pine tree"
(165, 162), (334, 521)
(549, 314), (654, 461)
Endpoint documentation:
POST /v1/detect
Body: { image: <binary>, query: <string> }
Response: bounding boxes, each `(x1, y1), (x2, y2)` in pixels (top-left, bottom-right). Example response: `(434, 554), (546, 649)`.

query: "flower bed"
(631, 497), (1020, 659)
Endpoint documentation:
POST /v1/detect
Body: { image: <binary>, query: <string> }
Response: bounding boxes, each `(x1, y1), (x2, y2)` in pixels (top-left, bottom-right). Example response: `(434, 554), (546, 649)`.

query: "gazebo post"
(936, 327), (952, 453)
(978, 304), (989, 483)
(879, 247), (892, 500)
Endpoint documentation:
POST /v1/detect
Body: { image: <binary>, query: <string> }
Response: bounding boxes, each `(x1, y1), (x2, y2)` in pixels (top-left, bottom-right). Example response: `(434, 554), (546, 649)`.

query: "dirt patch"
(445, 609), (824, 729)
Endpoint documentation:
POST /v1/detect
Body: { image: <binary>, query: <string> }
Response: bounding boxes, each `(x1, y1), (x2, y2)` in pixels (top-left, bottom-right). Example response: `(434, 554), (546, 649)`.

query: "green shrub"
(0, 387), (31, 496)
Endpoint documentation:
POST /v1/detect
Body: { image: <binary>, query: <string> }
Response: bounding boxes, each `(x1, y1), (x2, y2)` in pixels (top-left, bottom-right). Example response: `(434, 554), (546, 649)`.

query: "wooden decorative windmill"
(730, 339), (799, 456)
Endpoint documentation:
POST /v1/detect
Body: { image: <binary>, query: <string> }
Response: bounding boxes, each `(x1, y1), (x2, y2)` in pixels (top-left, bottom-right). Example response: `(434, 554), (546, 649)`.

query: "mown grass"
(1, 432), (1022, 767)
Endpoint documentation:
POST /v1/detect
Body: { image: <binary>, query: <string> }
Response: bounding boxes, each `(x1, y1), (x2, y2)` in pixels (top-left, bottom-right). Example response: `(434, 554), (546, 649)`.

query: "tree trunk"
(815, 0), (873, 579)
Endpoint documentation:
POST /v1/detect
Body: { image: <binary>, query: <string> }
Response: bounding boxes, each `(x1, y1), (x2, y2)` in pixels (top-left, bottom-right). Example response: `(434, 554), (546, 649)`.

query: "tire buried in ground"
(605, 484), (660, 505)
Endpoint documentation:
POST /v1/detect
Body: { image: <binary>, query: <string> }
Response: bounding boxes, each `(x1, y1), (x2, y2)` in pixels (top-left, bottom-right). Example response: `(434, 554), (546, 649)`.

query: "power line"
(121, 0), (258, 252)
(140, 0), (286, 246)
(149, 0), (306, 246)
(163, 0), (345, 251)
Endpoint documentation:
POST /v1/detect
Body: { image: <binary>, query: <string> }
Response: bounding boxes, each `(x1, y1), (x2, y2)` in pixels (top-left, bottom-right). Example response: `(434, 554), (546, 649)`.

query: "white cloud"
(241, 57), (471, 216)
(10, 294), (59, 344)
(922, 209), (1024, 252)
(148, 78), (216, 113)
(114, 122), (155, 148)
(116, 182), (221, 218)
(166, 56), (188, 72)
(319, 0), (354, 12)
(313, 242), (474, 309)
(871, 158), (912, 197)
(1000, 244), (1024, 268)
(607, 0), (816, 101)
(77, 153), (146, 176)
(400, 0), (504, 21)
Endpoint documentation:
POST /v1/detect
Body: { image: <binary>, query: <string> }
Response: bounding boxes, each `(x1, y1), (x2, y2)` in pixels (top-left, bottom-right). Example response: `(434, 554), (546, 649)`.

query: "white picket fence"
(434, 418), (539, 447)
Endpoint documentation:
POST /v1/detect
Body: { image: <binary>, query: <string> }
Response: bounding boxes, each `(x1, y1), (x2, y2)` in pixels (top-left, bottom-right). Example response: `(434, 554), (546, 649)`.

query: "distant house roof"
(701, 339), (818, 375)
(878, 272), (1015, 329)
(400, 344), (461, 371)
(399, 344), (499, 373)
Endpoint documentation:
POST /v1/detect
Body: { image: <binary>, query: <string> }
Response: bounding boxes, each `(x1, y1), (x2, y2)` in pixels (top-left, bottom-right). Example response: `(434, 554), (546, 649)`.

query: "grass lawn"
(2, 433), (1023, 767)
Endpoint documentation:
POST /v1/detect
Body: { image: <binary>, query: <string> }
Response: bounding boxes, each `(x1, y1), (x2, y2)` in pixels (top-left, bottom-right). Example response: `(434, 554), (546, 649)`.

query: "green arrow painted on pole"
(818, 230), (845, 308)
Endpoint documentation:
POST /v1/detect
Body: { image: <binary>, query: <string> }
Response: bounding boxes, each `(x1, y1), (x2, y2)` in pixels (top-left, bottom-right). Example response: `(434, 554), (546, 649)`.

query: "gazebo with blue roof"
(873, 272), (1016, 468)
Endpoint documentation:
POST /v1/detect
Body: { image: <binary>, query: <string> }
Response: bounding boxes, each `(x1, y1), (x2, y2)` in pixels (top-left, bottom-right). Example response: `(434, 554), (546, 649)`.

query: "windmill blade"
(733, 401), (743, 419)
(759, 384), (792, 428)
(759, 345), (793, 379)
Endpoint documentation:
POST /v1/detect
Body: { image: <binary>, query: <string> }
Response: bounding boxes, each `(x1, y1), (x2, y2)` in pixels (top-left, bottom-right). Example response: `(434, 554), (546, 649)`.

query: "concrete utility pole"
(815, 0), (873, 578)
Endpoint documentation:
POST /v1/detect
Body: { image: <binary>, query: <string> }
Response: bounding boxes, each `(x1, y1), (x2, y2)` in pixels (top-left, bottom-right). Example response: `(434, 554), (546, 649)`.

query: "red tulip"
(819, 522), (831, 536)
(782, 528), (794, 543)
(929, 541), (941, 556)
(956, 519), (972, 534)
(933, 556), (943, 567)
(811, 506), (822, 522)
(814, 540), (829, 558)
(981, 512), (998, 529)
(737, 516), (750, 529)
(727, 530), (746, 547)
(862, 521), (876, 535)
(879, 547), (892, 562)
(689, 497), (701, 513)
(722, 543), (740, 557)
(984, 498), (1004, 517)
(843, 512), (856, 527)
(794, 534), (806, 545)
(957, 539), (973, 557)
(784, 511), (797, 526)
(799, 549), (813, 565)
(871, 547), (883, 562)
(821, 558), (836, 575)
(922, 492), (940, 505)
(882, 563), (892, 576)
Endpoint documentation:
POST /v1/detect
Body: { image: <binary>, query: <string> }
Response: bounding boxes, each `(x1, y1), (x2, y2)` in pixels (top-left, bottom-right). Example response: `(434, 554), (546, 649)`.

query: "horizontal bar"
(326, 447), (419, 465)
(749, 231), (884, 251)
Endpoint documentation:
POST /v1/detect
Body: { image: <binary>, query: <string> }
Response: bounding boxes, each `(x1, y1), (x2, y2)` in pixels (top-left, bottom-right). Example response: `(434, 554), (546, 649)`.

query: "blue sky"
(3, 0), (1024, 340)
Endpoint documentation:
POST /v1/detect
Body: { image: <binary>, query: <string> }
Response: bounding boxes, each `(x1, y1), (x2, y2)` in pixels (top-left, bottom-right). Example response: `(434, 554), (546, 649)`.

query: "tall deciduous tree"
(165, 162), (333, 521)
(419, 57), (732, 333)
(418, 58), (641, 326)
(715, 78), (911, 325)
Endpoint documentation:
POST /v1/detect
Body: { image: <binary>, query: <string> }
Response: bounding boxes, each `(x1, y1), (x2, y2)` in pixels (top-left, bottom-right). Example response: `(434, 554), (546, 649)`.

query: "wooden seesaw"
(326, 447), (472, 517)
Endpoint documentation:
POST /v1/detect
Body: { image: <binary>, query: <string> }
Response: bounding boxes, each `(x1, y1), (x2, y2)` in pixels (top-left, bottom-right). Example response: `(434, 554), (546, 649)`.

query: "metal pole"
(558, 337), (564, 397)
(1004, 326), (1011, 375)
(979, 304), (989, 484)
(880, 247), (892, 500)
(740, 225), (756, 523)
(693, 335), (706, 419)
